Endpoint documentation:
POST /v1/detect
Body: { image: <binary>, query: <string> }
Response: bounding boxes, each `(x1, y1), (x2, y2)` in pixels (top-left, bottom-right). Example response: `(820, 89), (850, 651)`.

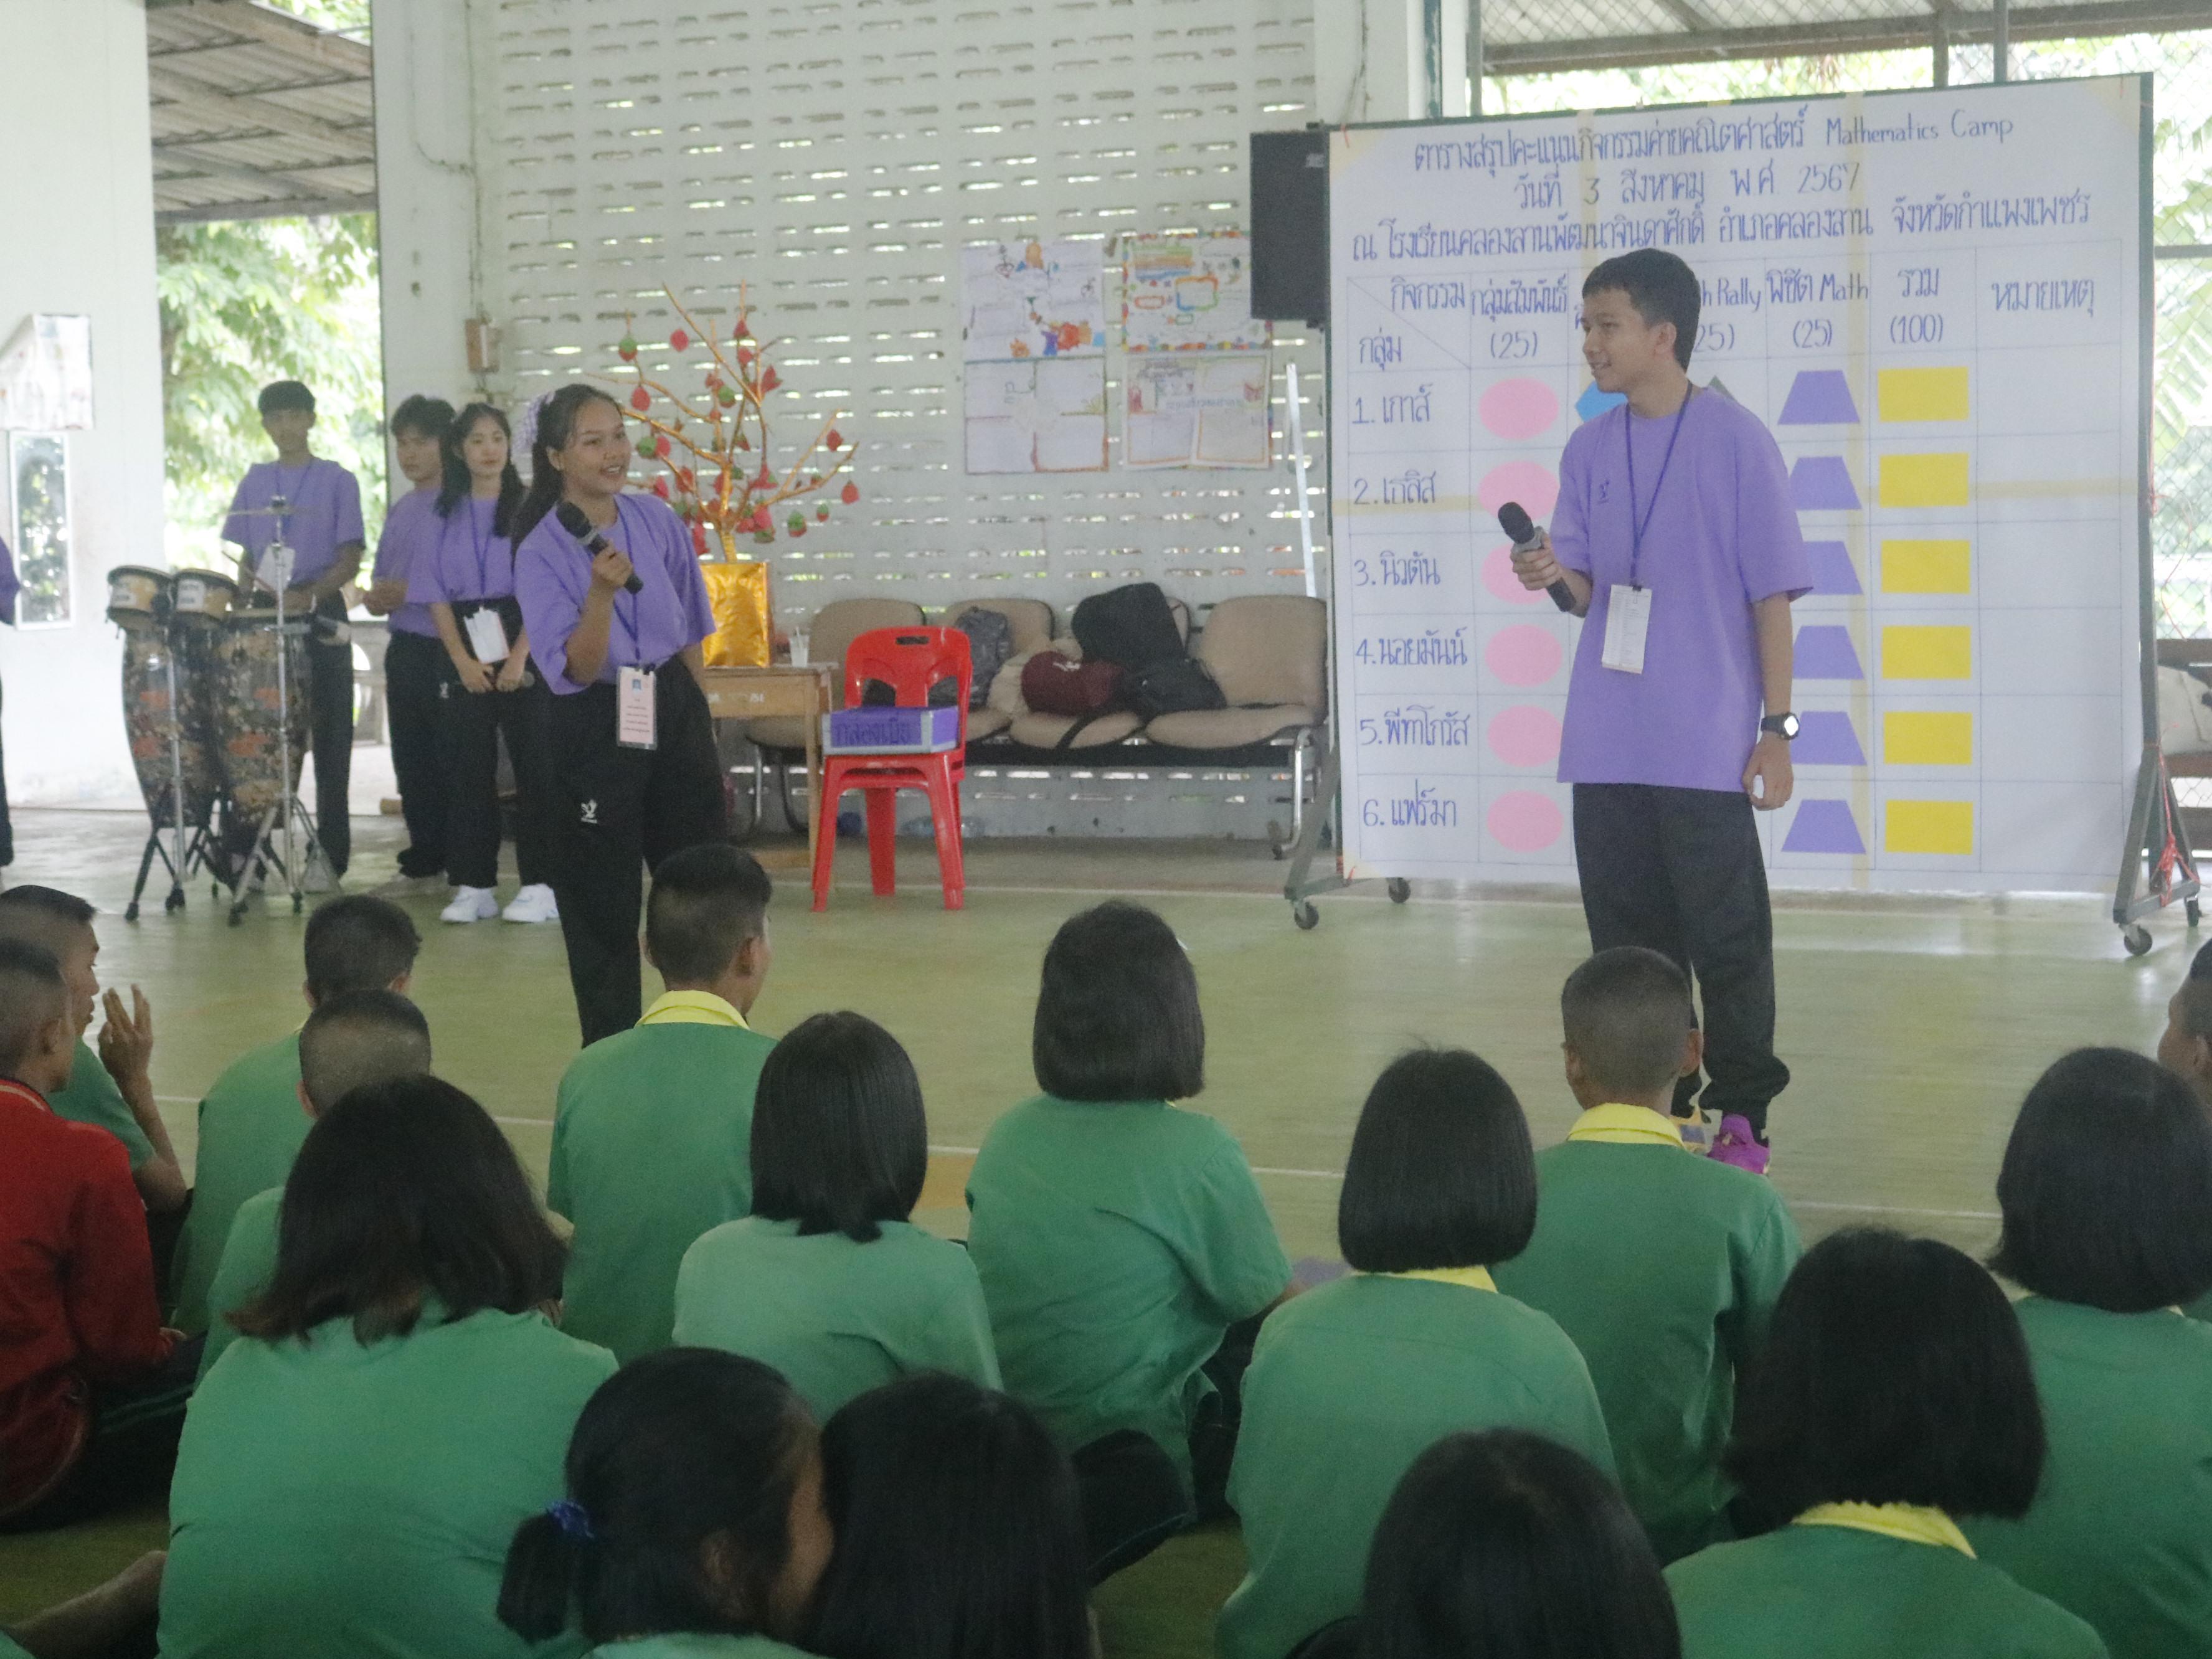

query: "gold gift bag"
(700, 559), (772, 668)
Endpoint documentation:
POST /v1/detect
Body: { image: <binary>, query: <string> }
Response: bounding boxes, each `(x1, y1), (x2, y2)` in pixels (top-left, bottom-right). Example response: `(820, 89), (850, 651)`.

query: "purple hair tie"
(546, 1498), (596, 1543)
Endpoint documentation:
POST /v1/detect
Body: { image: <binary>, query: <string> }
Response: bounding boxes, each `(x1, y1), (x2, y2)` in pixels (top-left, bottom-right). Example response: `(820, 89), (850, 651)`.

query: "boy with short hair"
(168, 895), (422, 1333)
(222, 379), (367, 886)
(0, 886), (187, 1218)
(1494, 946), (1802, 1562)
(0, 938), (191, 1526)
(197, 989), (433, 1379)
(549, 841), (777, 1362)
(2155, 939), (2212, 1104)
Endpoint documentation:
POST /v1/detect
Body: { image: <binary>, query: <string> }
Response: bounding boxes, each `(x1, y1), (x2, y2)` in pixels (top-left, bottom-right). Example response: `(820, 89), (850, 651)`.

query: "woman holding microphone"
(410, 402), (560, 927)
(513, 384), (727, 1044)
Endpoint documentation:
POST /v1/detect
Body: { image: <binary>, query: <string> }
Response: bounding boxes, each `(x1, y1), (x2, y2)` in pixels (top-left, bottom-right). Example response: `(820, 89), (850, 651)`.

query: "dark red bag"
(1021, 652), (1123, 715)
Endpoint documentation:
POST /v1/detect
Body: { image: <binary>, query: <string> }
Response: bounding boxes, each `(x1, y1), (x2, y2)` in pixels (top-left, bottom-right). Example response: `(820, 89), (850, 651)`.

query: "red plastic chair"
(811, 626), (973, 912)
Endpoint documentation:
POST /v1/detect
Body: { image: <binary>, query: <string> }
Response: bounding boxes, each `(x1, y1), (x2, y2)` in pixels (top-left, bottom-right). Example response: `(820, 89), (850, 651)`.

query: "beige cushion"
(942, 597), (1056, 657)
(1009, 709), (1145, 750)
(800, 597), (927, 668)
(1144, 705), (1320, 749)
(1193, 595), (1326, 709)
(966, 708), (1013, 742)
(742, 715), (810, 752)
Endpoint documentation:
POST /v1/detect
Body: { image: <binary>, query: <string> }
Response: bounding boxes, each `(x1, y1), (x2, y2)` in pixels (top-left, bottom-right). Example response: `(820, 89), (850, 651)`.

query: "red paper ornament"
(816, 504), (830, 521)
(655, 435), (672, 459)
(754, 466), (775, 489)
(735, 316), (753, 342)
(841, 481), (860, 504)
(652, 475), (670, 499)
(677, 467), (695, 491)
(670, 328), (690, 352)
(790, 522), (806, 537)
(752, 506), (772, 532)
(629, 386), (651, 412)
(618, 335), (638, 361)
(825, 428), (843, 450)
(762, 366), (782, 392)
(736, 347), (754, 368)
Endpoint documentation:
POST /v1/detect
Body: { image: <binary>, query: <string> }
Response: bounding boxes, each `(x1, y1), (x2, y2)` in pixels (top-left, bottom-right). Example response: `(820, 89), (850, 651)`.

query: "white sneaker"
(502, 883), (560, 924)
(442, 886), (499, 924)
(301, 854), (338, 894)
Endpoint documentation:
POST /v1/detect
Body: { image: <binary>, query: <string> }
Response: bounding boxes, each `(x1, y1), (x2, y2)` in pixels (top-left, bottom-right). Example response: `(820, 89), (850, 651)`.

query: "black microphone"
(1498, 501), (1576, 613)
(554, 501), (645, 595)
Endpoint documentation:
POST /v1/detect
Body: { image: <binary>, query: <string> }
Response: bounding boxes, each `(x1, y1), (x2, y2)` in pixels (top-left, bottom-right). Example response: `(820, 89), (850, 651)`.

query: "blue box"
(823, 706), (963, 754)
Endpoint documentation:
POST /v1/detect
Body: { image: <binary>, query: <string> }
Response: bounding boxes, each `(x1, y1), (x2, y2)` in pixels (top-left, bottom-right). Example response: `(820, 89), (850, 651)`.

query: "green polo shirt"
(1668, 1523), (2108, 1659)
(674, 1215), (1000, 1419)
(965, 1094), (1289, 1488)
(46, 1039), (154, 1169)
(197, 1186), (283, 1381)
(169, 1034), (306, 1333)
(587, 1637), (819, 1658)
(1217, 1270), (1615, 1659)
(161, 1305), (615, 1659)
(549, 992), (775, 1363)
(1491, 1104), (1800, 1561)
(1963, 1298), (2212, 1659)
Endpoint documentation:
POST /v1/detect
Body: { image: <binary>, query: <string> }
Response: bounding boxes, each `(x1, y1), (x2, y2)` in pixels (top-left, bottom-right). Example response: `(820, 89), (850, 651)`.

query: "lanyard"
(595, 497), (643, 671)
(468, 498), (499, 598)
(1624, 389), (1693, 591)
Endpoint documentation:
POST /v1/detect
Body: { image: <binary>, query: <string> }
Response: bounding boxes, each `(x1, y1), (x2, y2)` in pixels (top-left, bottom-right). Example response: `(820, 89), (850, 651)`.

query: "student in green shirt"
(197, 988), (435, 1379)
(1962, 1048), (2212, 1659)
(551, 843), (777, 1362)
(499, 1348), (831, 1659)
(0, 885), (187, 1219)
(1218, 1048), (1615, 1659)
(170, 894), (422, 1333)
(1666, 1229), (2106, 1659)
(965, 902), (1290, 1540)
(1493, 947), (1801, 1561)
(161, 1075), (613, 1659)
(674, 1012), (998, 1417)
(806, 1374), (1091, 1659)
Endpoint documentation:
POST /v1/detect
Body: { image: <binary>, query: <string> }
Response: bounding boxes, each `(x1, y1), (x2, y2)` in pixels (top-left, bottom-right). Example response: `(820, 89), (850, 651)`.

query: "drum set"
(106, 546), (324, 924)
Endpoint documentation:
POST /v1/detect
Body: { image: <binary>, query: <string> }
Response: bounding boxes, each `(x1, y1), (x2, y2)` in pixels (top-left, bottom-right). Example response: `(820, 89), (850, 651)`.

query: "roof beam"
(148, 64), (371, 158)
(153, 138), (346, 199)
(156, 192), (377, 228)
(146, 1), (369, 78)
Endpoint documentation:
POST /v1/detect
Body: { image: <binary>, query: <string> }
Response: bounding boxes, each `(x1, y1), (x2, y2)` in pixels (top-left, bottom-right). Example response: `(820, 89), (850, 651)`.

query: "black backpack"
(929, 607), (1014, 708)
(1071, 584), (1184, 669)
(1125, 657), (1224, 721)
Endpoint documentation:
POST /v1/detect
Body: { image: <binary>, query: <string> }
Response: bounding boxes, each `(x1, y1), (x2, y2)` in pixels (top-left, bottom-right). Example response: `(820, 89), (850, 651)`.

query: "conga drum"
(120, 627), (224, 831)
(213, 612), (313, 833)
(169, 567), (237, 625)
(105, 565), (168, 632)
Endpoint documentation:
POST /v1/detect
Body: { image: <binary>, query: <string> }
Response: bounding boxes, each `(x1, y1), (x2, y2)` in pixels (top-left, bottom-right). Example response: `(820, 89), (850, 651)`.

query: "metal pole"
(1993, 0), (2010, 82)
(165, 636), (186, 893)
(1932, 14), (1949, 88)
(1287, 361), (1318, 600)
(1421, 0), (1444, 120)
(1469, 0), (1483, 115)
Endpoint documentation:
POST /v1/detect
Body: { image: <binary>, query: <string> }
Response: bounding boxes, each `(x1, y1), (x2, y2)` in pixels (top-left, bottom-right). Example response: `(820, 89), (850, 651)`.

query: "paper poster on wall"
(1125, 353), (1272, 468)
(961, 240), (1105, 362)
(1122, 234), (1270, 353)
(0, 314), (92, 431)
(965, 356), (1108, 475)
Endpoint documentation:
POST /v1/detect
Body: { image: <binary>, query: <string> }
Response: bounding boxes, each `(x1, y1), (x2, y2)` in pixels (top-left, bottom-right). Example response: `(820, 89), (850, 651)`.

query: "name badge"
(256, 542), (296, 595)
(1601, 584), (1651, 675)
(465, 607), (510, 666)
(618, 667), (658, 749)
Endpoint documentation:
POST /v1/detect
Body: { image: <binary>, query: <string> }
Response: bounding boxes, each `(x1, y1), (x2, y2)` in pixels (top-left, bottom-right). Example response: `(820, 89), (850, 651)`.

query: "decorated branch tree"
(604, 282), (859, 556)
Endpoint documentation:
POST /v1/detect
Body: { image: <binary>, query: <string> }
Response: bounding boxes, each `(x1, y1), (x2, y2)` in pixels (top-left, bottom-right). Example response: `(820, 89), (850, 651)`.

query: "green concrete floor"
(0, 805), (2192, 1642)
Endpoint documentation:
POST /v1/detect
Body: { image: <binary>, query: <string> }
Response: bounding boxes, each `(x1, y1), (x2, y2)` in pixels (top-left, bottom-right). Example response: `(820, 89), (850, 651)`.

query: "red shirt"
(0, 1075), (173, 1516)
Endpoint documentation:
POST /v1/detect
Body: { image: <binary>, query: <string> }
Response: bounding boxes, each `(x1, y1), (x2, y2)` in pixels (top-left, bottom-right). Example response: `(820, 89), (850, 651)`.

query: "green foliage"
(156, 215), (385, 567)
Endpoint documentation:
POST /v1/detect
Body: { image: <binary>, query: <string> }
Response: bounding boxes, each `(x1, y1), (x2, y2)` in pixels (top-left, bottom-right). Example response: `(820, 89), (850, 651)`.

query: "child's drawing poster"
(961, 240), (1105, 362)
(1126, 353), (1272, 469)
(1122, 233), (1270, 354)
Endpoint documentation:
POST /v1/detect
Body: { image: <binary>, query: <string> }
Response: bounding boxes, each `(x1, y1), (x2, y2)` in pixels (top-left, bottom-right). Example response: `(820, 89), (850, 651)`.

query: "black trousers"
(438, 667), (554, 890)
(546, 662), (727, 1046)
(2, 1335), (203, 1533)
(383, 630), (450, 878)
(308, 598), (353, 876)
(1572, 783), (1789, 1135)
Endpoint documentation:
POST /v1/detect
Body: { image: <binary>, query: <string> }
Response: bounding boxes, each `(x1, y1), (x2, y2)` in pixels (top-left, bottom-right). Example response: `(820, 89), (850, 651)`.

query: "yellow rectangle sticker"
(1881, 625), (1972, 680)
(1884, 711), (1973, 765)
(1880, 540), (1971, 595)
(1878, 452), (1970, 508)
(1886, 799), (1975, 856)
(1878, 367), (1970, 423)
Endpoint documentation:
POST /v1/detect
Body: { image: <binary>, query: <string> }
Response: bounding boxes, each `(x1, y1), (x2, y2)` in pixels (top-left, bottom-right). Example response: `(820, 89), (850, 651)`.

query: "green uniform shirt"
(673, 1215), (1000, 1419)
(46, 1039), (154, 1170)
(1217, 1273), (1616, 1659)
(965, 1095), (1289, 1486)
(548, 1015), (776, 1363)
(197, 1186), (282, 1381)
(169, 1034), (305, 1333)
(1963, 1298), (2212, 1659)
(1493, 1124), (1800, 1561)
(161, 1305), (616, 1659)
(1668, 1524), (2108, 1659)
(587, 1637), (818, 1658)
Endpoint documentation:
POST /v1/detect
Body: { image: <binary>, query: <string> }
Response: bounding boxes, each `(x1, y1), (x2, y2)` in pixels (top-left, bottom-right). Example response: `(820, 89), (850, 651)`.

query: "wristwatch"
(1760, 712), (1800, 740)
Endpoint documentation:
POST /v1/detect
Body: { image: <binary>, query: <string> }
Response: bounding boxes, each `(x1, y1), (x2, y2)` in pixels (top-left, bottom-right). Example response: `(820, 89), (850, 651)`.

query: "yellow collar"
(1792, 1502), (1976, 1557)
(1369, 1265), (1497, 1293)
(1566, 1103), (1686, 1148)
(638, 990), (749, 1028)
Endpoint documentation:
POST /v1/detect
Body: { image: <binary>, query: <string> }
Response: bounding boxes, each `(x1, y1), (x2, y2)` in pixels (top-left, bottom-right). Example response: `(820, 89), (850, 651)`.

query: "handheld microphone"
(1498, 501), (1577, 613)
(554, 501), (646, 595)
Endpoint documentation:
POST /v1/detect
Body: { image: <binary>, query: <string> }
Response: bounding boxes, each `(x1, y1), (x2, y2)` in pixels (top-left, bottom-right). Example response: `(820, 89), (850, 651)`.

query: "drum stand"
(222, 527), (326, 926)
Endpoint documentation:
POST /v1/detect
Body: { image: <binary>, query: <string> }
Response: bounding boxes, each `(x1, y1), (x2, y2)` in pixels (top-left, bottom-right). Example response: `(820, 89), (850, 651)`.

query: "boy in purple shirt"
(220, 380), (367, 884)
(1515, 250), (1810, 1173)
(362, 395), (457, 896)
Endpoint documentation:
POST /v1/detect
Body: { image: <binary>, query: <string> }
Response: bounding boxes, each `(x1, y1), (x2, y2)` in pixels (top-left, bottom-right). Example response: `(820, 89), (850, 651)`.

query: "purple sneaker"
(1709, 1115), (1770, 1176)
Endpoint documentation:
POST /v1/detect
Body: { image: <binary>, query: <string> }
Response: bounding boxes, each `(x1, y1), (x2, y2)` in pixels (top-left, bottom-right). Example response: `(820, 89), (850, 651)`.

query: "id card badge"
(255, 541), (296, 595)
(464, 607), (510, 666)
(617, 667), (658, 749)
(1601, 584), (1652, 675)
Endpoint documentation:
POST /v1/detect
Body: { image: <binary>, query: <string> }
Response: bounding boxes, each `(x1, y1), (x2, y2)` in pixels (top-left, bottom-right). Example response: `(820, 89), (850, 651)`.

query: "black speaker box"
(1250, 128), (1328, 327)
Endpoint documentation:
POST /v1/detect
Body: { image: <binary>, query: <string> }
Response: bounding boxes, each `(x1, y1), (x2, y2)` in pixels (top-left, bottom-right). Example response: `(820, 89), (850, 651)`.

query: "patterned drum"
(120, 625), (223, 830)
(213, 613), (312, 828)
(170, 567), (237, 623)
(105, 565), (168, 631)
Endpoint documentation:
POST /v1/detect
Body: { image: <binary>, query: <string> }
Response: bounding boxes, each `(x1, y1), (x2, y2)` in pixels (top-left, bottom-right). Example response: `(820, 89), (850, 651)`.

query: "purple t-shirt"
(1552, 389), (1810, 793)
(408, 497), (517, 608)
(221, 459), (366, 589)
(0, 536), (17, 626)
(513, 493), (714, 696)
(371, 487), (442, 638)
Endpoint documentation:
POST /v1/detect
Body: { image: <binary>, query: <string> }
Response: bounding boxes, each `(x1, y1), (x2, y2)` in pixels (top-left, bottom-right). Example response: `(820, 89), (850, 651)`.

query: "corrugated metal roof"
(146, 0), (374, 225)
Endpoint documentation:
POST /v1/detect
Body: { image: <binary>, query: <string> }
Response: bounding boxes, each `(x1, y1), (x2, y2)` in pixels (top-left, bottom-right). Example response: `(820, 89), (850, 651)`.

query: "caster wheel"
(1387, 877), (1411, 904)
(1293, 901), (1320, 931)
(166, 891), (186, 914)
(2124, 924), (2153, 957)
(292, 894), (305, 915)
(1270, 843), (1287, 861)
(227, 905), (246, 929)
(125, 901), (140, 922)
(2190, 899), (2201, 929)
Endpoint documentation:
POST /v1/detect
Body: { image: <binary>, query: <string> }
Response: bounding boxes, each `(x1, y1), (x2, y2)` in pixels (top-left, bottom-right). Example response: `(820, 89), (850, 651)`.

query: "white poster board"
(1328, 77), (2148, 892)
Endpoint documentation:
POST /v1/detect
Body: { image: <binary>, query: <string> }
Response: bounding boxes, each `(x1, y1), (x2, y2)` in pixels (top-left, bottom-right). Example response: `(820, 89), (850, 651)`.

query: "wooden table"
(697, 664), (838, 864)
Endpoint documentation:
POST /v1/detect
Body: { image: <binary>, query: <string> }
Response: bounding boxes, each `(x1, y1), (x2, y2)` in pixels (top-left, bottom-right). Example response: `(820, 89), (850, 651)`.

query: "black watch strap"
(1761, 712), (1799, 740)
